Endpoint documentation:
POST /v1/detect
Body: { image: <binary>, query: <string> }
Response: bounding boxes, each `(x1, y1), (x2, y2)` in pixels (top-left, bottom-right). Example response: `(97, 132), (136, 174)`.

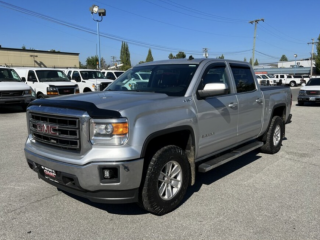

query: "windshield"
(114, 71), (124, 77)
(0, 68), (21, 82)
(306, 78), (320, 86)
(261, 75), (268, 79)
(36, 70), (69, 82)
(268, 74), (274, 78)
(105, 64), (199, 96)
(80, 71), (105, 79)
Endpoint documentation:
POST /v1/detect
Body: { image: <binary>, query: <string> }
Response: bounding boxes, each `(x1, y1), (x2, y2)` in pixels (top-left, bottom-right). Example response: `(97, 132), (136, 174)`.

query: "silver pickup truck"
(24, 59), (292, 215)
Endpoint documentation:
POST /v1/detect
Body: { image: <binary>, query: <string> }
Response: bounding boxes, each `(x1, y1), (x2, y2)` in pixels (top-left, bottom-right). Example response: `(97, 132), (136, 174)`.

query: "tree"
(120, 41), (131, 70)
(175, 51), (186, 59)
(280, 55), (288, 61)
(79, 61), (86, 68)
(218, 54), (224, 59)
(145, 49), (154, 62)
(86, 55), (99, 69)
(244, 57), (247, 62)
(249, 58), (253, 65)
(168, 53), (174, 59)
(315, 34), (320, 74)
(254, 59), (259, 66)
(139, 61), (145, 64)
(22, 45), (26, 50)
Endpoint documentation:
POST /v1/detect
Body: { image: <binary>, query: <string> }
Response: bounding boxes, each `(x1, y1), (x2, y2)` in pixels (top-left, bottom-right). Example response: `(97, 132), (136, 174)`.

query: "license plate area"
(40, 165), (59, 183)
(310, 97), (316, 101)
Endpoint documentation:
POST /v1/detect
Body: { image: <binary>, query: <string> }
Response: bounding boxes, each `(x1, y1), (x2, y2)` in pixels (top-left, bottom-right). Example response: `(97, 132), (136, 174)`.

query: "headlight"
(24, 90), (31, 95)
(47, 87), (58, 95)
(75, 87), (79, 94)
(90, 118), (128, 146)
(299, 90), (306, 96)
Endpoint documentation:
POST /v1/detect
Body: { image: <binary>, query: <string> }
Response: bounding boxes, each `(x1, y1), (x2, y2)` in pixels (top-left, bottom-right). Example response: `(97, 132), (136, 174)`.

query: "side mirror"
(21, 77), (26, 82)
(75, 76), (81, 82)
(301, 83), (306, 87)
(198, 83), (229, 99)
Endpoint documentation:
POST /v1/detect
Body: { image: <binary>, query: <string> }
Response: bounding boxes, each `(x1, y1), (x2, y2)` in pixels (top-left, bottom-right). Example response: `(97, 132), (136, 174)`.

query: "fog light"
(103, 168), (117, 179)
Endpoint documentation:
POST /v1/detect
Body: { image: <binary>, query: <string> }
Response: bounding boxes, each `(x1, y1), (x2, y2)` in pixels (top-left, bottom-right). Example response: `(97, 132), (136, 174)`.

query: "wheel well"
(272, 106), (286, 123)
(37, 92), (44, 98)
(141, 129), (195, 186)
(83, 88), (92, 92)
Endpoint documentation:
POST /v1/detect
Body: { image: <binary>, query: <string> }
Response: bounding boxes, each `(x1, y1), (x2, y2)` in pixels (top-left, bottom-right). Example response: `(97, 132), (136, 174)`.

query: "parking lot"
(1, 91), (320, 240)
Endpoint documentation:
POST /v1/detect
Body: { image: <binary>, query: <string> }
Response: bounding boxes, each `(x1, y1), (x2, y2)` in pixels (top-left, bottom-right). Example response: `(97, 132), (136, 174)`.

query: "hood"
(50, 91), (171, 111)
(0, 81), (31, 91)
(301, 86), (320, 91)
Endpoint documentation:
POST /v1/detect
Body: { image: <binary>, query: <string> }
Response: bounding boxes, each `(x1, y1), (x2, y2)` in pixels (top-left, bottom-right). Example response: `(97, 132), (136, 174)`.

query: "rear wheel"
(140, 145), (190, 215)
(298, 101), (304, 106)
(290, 81), (296, 87)
(260, 116), (284, 154)
(37, 93), (45, 99)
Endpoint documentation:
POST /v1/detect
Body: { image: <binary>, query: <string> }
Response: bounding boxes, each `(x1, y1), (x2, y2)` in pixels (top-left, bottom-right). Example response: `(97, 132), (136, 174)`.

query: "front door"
(195, 62), (238, 158)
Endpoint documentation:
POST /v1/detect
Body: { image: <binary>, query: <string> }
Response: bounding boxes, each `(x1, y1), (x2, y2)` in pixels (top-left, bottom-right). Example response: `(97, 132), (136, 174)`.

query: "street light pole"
(249, 18), (264, 66)
(89, 5), (106, 70)
(294, 54), (297, 75)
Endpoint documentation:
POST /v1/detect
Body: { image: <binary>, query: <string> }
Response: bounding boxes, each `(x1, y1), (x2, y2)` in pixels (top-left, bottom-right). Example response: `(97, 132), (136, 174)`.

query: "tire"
(38, 93), (45, 99)
(20, 104), (28, 111)
(298, 101), (304, 106)
(140, 145), (190, 215)
(260, 116), (284, 154)
(290, 81), (296, 87)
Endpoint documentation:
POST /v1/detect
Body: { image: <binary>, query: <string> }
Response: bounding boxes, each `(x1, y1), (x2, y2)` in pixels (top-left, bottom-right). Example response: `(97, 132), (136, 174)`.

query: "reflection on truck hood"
(44, 82), (77, 87)
(51, 91), (172, 111)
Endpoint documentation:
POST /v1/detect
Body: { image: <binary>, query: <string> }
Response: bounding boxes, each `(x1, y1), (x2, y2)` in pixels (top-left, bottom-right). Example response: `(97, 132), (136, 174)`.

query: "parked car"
(297, 78), (320, 105)
(274, 74), (300, 87)
(24, 59), (292, 215)
(100, 70), (124, 80)
(64, 69), (113, 91)
(14, 68), (79, 99)
(0, 66), (34, 110)
(255, 74), (277, 86)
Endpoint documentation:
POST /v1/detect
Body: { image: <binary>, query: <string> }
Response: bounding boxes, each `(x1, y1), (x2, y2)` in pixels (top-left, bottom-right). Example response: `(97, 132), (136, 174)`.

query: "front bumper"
(298, 95), (320, 103)
(25, 149), (144, 203)
(0, 96), (33, 105)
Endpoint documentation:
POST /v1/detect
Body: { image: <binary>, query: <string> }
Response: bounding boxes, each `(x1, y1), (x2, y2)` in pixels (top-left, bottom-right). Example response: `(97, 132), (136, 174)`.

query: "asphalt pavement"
(0, 95), (320, 240)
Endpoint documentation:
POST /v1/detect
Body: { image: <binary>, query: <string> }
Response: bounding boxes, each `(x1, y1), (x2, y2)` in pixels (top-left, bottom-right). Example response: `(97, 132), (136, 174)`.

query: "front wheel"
(260, 116), (284, 154)
(140, 145), (190, 215)
(298, 101), (304, 106)
(290, 81), (296, 87)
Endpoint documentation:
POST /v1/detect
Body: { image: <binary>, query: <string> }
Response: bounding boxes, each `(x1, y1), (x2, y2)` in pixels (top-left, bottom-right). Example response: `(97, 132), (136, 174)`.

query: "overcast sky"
(0, 0), (319, 66)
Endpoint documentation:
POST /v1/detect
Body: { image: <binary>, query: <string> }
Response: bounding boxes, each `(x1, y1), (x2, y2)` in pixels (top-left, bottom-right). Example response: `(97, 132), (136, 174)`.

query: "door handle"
(256, 98), (263, 104)
(228, 102), (238, 108)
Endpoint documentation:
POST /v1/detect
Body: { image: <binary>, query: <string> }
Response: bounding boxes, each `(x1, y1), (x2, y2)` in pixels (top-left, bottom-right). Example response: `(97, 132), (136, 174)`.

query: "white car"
(65, 69), (113, 92)
(255, 74), (277, 86)
(0, 66), (34, 110)
(101, 70), (124, 80)
(297, 78), (320, 106)
(14, 68), (79, 98)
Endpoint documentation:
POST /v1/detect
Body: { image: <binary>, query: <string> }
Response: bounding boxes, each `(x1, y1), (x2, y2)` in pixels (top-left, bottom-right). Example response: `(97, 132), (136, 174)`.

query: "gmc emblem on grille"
(36, 123), (58, 135)
(64, 90), (70, 93)
(310, 91), (316, 94)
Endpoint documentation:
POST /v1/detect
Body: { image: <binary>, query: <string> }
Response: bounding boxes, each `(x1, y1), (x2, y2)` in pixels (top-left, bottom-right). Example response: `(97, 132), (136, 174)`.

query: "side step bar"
(198, 141), (264, 173)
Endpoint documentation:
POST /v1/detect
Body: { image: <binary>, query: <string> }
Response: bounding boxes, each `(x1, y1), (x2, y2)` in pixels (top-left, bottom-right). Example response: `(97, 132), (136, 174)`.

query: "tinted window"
(72, 71), (80, 81)
(231, 67), (256, 93)
(114, 72), (124, 77)
(198, 65), (230, 94)
(280, 75), (285, 78)
(106, 72), (116, 80)
(35, 70), (69, 82)
(28, 71), (37, 82)
(0, 69), (21, 81)
(306, 78), (320, 86)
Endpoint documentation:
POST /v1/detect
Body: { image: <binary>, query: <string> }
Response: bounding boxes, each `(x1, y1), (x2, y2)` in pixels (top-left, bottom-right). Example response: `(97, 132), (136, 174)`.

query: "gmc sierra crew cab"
(24, 59), (292, 215)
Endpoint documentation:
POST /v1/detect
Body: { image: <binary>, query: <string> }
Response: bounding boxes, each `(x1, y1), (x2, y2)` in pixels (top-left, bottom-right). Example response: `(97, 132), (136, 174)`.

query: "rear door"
(229, 63), (263, 143)
(194, 62), (238, 157)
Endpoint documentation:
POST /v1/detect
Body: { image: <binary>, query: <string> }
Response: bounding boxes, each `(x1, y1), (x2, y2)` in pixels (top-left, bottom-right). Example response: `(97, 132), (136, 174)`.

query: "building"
(0, 46), (79, 68)
(277, 59), (314, 68)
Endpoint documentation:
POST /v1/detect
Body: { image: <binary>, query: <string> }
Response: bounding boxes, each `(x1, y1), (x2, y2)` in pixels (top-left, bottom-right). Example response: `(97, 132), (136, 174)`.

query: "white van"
(64, 69), (113, 91)
(14, 68), (79, 98)
(0, 66), (34, 110)
(255, 74), (277, 85)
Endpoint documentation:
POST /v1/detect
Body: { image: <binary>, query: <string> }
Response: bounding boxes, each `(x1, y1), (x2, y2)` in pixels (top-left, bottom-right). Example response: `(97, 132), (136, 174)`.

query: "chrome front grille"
(58, 87), (75, 95)
(29, 112), (80, 150)
(0, 91), (23, 97)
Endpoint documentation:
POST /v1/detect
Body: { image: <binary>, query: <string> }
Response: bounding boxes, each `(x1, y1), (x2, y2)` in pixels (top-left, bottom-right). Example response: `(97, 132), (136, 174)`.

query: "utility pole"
(203, 48), (208, 58)
(111, 56), (117, 64)
(307, 39), (319, 76)
(249, 18), (264, 66)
